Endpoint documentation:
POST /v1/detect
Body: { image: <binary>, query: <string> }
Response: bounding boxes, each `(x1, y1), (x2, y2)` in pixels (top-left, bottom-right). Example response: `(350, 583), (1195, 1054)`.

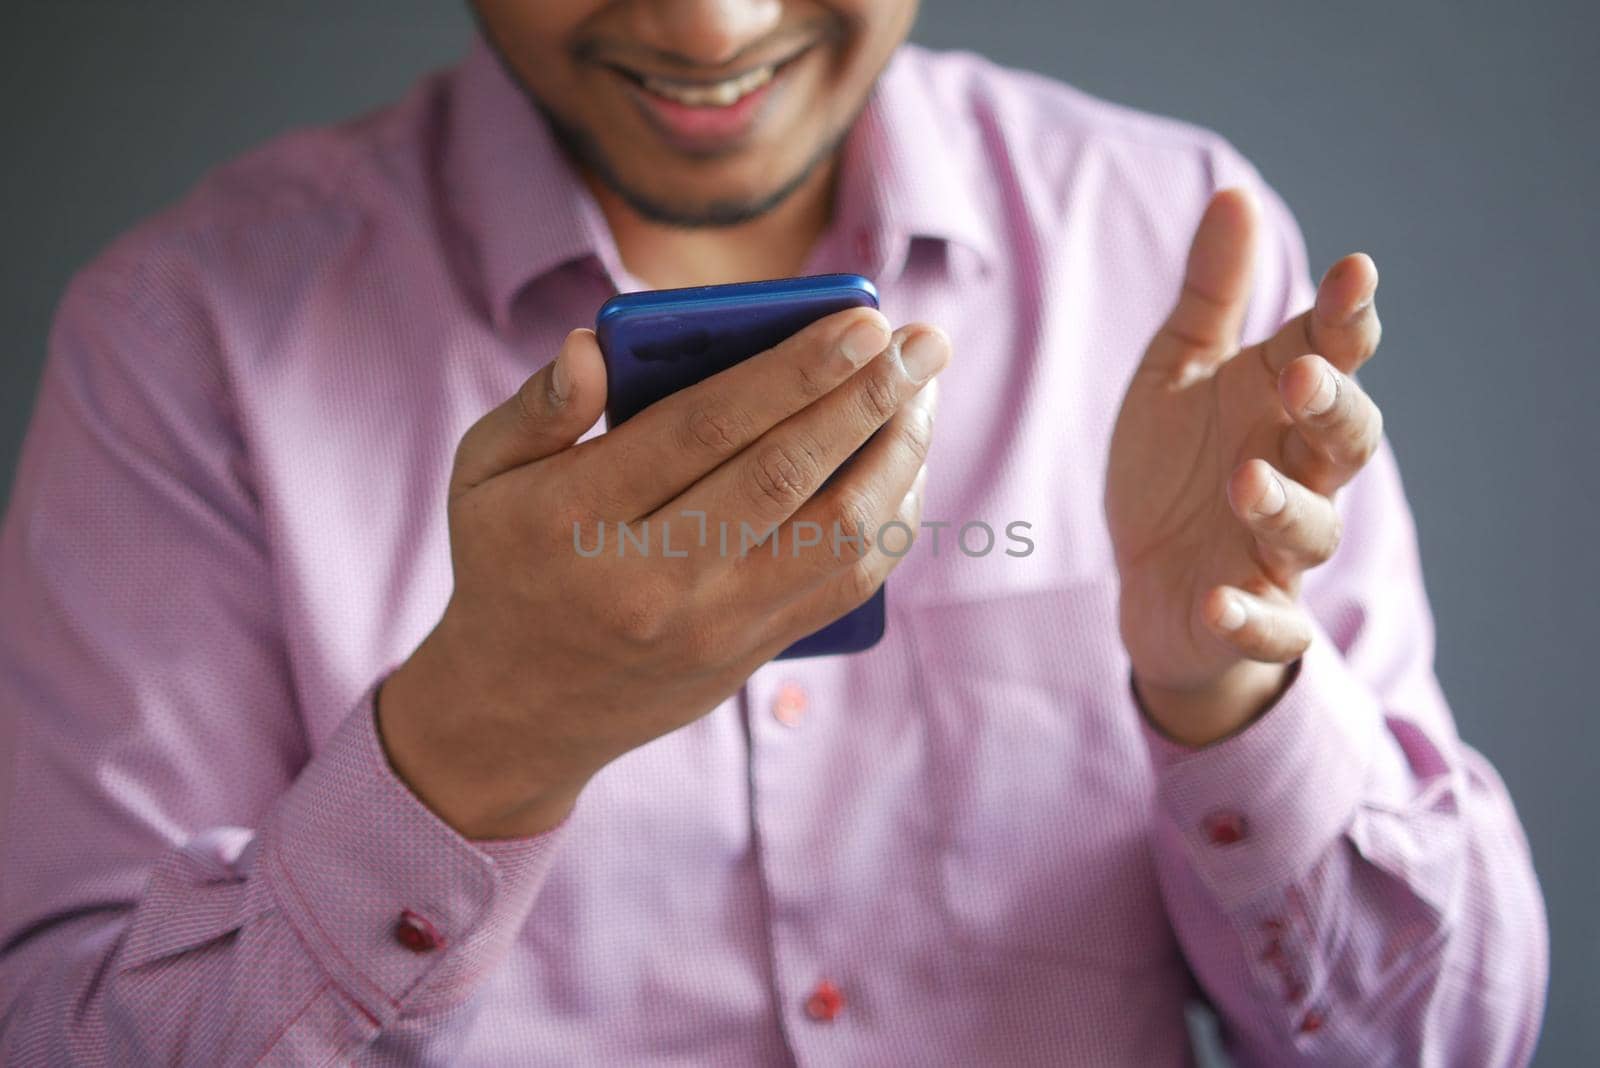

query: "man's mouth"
(606, 44), (813, 111)
(637, 63), (779, 108)
(600, 45), (816, 151)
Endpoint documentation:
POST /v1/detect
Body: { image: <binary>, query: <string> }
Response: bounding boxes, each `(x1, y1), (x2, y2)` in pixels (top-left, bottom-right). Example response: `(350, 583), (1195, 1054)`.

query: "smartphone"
(594, 273), (886, 659)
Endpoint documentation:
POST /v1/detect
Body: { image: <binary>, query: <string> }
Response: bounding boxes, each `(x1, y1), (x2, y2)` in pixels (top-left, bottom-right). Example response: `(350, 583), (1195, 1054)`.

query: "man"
(0, 1), (1547, 1064)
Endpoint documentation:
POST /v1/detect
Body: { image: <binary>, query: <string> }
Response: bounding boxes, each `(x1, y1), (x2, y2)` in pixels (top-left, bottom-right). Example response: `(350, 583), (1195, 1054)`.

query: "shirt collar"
(446, 36), (613, 332)
(829, 44), (998, 281)
(445, 37), (998, 331)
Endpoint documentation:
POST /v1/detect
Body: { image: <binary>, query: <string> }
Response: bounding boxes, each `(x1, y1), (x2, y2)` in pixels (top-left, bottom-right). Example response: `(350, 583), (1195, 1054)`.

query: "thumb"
(450, 327), (608, 496)
(1145, 187), (1258, 385)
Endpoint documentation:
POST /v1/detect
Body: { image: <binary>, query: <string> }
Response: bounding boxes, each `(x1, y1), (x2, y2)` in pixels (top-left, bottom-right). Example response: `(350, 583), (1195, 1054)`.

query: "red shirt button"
(804, 980), (846, 1022)
(394, 909), (443, 953)
(1200, 809), (1249, 846)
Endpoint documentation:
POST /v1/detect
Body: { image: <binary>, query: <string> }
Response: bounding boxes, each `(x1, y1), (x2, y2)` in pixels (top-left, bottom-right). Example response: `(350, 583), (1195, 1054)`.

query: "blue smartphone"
(594, 273), (886, 659)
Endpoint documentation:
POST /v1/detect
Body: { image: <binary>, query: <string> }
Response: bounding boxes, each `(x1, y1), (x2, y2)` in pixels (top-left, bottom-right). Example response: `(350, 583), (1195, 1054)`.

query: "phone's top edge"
(595, 273), (878, 324)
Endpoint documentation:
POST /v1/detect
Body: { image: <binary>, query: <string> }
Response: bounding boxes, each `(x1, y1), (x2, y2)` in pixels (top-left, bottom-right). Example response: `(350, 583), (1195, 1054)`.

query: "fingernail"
(1256, 473), (1286, 516)
(1217, 595), (1248, 631)
(900, 329), (949, 383)
(548, 353), (572, 406)
(839, 316), (890, 366)
(1303, 368), (1337, 415)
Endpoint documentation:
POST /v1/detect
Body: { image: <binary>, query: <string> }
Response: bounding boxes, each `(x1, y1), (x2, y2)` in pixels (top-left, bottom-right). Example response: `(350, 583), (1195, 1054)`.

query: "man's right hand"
(376, 308), (949, 839)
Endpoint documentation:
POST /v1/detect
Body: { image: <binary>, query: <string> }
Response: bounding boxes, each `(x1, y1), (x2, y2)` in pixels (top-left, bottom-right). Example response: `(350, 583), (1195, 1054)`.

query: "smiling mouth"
(605, 44), (815, 109)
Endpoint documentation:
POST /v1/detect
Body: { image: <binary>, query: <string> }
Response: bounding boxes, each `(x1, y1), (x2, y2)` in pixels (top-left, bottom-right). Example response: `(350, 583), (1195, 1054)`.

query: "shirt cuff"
(1138, 621), (1384, 909)
(259, 676), (568, 1023)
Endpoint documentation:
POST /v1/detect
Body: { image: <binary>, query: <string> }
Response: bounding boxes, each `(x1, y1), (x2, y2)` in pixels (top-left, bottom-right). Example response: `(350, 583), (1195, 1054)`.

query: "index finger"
(577, 307), (892, 519)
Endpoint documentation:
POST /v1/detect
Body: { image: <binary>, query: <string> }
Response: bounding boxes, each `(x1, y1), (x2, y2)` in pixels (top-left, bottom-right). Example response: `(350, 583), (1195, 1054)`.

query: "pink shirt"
(0, 37), (1547, 1066)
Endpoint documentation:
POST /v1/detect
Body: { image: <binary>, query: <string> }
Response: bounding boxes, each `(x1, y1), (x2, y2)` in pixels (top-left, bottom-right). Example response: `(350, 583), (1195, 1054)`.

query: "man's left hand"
(1105, 188), (1384, 746)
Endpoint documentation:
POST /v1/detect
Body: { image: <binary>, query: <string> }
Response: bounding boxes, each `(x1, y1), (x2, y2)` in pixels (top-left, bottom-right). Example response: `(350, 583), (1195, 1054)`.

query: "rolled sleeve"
(1139, 623), (1385, 910)
(259, 678), (567, 1023)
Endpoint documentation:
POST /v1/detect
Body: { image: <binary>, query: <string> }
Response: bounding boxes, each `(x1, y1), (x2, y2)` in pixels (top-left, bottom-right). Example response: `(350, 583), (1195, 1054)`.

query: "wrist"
(1132, 658), (1295, 748)
(375, 619), (587, 839)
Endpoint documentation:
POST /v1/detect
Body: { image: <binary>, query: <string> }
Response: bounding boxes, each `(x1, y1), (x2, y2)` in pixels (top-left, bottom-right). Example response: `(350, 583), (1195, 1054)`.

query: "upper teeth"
(642, 65), (775, 107)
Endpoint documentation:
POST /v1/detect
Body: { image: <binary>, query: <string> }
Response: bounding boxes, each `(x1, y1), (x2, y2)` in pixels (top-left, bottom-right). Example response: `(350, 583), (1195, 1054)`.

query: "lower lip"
(622, 68), (786, 152)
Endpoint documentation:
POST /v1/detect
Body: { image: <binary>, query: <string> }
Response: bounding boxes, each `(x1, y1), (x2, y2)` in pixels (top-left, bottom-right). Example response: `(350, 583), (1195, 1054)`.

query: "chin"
(606, 150), (829, 229)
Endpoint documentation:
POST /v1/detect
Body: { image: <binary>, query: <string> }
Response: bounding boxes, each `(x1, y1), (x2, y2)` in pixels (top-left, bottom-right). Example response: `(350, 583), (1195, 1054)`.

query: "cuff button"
(1200, 809), (1249, 846)
(804, 980), (846, 1022)
(394, 909), (444, 953)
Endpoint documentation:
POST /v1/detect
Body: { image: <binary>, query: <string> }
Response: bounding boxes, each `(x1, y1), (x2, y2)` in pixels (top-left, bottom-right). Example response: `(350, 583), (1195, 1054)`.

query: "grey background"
(1, 1), (1594, 1063)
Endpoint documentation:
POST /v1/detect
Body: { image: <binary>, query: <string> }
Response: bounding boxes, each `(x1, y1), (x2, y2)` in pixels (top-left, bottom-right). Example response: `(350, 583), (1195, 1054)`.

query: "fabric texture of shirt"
(0, 37), (1547, 1067)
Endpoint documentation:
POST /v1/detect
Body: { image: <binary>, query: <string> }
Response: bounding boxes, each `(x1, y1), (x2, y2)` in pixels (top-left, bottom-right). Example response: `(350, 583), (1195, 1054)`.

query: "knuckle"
(824, 492), (877, 563)
(550, 495), (594, 539)
(610, 588), (668, 645)
(1348, 437), (1379, 469)
(576, 483), (628, 526)
(750, 441), (817, 513)
(513, 375), (550, 433)
(1343, 416), (1381, 467)
(894, 404), (935, 465)
(683, 401), (745, 455)
(1359, 405), (1385, 460)
(858, 363), (902, 424)
(1299, 518), (1339, 566)
(608, 591), (665, 642)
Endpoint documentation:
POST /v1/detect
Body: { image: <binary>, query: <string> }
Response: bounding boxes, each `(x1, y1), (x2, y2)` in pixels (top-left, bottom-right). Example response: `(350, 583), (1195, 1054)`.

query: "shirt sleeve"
(0, 236), (565, 1065)
(1136, 149), (1550, 1066)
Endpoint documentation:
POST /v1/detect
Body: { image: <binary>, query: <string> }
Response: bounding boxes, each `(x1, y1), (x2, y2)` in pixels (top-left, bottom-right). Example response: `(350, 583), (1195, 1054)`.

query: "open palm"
(1106, 189), (1384, 707)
